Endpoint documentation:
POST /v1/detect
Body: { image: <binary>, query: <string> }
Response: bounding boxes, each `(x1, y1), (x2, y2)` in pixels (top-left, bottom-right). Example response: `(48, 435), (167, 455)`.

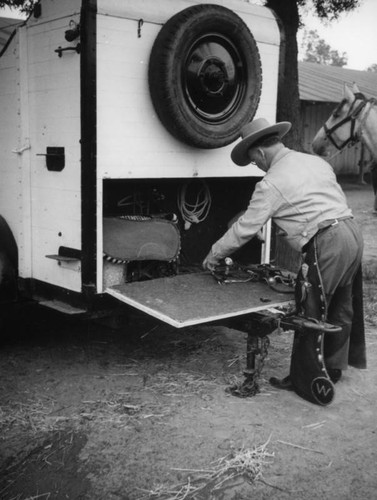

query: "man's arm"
(203, 180), (278, 270)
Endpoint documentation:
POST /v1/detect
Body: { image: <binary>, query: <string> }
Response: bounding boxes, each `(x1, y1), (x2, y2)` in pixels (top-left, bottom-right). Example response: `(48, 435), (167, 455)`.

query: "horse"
(312, 83), (377, 161)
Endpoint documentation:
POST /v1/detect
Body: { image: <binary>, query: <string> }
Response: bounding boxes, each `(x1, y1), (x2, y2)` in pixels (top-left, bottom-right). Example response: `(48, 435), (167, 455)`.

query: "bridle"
(324, 92), (376, 152)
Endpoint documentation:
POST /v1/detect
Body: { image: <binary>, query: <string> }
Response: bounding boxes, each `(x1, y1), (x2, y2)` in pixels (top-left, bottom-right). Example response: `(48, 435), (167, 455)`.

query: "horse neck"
(360, 103), (377, 161)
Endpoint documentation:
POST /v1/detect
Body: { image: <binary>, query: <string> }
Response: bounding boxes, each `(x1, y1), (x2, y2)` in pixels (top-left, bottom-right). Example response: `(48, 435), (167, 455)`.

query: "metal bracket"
(46, 246), (82, 262)
(55, 44), (81, 57)
(137, 19), (144, 38)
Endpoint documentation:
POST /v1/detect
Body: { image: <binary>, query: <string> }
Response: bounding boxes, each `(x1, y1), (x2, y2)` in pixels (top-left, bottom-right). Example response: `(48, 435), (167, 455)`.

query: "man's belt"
(317, 215), (353, 232)
(303, 215), (353, 252)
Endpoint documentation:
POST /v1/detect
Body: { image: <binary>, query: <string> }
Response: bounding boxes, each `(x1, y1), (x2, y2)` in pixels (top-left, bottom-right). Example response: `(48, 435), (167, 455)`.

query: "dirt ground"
(1, 181), (377, 500)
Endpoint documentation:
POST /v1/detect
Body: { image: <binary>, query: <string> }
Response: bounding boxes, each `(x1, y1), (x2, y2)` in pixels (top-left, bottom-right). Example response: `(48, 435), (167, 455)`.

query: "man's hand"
(202, 249), (221, 272)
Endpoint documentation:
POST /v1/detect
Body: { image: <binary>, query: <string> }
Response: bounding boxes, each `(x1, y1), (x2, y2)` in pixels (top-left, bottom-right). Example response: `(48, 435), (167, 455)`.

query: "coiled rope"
(177, 180), (212, 230)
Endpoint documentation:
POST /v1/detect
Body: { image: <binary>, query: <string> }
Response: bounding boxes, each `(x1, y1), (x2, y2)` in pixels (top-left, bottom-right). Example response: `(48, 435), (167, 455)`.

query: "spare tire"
(148, 4), (262, 149)
(0, 215), (18, 304)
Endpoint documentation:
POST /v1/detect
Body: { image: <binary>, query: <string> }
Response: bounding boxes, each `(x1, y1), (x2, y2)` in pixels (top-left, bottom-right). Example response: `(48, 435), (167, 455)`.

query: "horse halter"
(323, 92), (372, 151)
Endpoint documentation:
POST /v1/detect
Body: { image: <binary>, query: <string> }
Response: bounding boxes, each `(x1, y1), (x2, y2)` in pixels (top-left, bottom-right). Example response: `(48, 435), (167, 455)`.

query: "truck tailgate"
(106, 272), (294, 328)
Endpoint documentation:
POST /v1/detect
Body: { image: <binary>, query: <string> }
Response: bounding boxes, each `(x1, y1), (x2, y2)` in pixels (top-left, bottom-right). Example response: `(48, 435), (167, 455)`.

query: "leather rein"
(324, 92), (376, 151)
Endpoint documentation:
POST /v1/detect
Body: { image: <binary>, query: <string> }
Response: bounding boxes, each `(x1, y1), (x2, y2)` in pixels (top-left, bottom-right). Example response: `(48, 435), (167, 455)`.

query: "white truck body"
(0, 0), (287, 321)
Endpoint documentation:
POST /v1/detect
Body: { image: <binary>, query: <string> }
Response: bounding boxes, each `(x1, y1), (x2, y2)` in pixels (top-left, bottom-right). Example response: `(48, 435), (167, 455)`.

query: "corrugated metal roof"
(299, 61), (377, 102)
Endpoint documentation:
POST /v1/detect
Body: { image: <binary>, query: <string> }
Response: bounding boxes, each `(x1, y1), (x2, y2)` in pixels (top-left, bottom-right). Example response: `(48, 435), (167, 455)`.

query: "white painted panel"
(97, 5), (280, 180)
(0, 68), (17, 93)
(0, 32), (23, 263)
(31, 226), (81, 291)
(97, 0), (280, 46)
(25, 13), (82, 289)
(17, 28), (33, 277)
(30, 186), (80, 228)
(257, 44), (280, 110)
(28, 185), (81, 291)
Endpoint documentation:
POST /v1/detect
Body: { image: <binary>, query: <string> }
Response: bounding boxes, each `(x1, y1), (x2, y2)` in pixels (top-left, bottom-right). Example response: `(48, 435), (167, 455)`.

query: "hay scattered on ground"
(0, 399), (70, 435)
(80, 395), (171, 427)
(147, 371), (219, 397)
(363, 279), (377, 325)
(136, 436), (274, 499)
(0, 394), (167, 436)
(0, 368), (222, 438)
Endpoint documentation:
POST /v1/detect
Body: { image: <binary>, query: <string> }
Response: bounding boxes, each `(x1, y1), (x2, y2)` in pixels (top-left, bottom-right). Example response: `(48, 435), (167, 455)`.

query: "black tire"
(0, 216), (18, 303)
(0, 215), (18, 271)
(0, 217), (18, 341)
(148, 4), (262, 149)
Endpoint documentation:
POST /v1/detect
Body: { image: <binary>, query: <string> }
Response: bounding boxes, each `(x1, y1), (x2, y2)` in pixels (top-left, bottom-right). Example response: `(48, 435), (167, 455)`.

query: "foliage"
(301, 29), (348, 67)
(310, 0), (361, 20)
(0, 0), (37, 14)
(264, 0), (361, 150)
(366, 63), (377, 73)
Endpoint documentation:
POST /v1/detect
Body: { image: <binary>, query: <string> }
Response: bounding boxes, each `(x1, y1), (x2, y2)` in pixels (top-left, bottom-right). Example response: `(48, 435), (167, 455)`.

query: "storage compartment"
(102, 178), (295, 327)
(102, 177), (264, 287)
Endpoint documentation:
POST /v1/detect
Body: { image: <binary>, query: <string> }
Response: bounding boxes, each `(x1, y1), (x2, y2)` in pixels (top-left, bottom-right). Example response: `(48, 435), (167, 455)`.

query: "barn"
(299, 60), (377, 177)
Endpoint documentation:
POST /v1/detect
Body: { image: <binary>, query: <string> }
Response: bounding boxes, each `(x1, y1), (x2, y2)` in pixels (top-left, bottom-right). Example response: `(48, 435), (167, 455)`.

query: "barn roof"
(299, 61), (377, 103)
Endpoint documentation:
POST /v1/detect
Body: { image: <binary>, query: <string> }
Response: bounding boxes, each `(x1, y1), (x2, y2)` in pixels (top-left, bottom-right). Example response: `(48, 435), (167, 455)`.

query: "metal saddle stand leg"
(227, 312), (341, 406)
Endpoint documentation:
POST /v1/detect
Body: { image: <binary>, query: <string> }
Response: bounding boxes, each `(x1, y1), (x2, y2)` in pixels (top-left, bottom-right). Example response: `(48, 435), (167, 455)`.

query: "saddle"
(103, 215), (180, 263)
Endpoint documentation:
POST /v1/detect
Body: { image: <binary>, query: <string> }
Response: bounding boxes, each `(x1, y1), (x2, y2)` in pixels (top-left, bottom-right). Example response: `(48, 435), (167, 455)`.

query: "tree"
(264, 0), (361, 150)
(366, 63), (377, 73)
(0, 0), (37, 14)
(301, 29), (348, 67)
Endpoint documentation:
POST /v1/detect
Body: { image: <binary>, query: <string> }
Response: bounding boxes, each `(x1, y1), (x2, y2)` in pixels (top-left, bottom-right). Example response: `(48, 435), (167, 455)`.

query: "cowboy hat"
(231, 118), (292, 166)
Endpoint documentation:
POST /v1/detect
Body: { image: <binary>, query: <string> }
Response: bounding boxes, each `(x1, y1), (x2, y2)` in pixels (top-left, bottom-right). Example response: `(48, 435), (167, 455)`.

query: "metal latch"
(37, 147), (65, 171)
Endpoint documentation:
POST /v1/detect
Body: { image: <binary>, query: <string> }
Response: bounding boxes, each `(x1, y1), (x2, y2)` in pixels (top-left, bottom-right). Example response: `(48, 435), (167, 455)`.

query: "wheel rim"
(183, 34), (247, 123)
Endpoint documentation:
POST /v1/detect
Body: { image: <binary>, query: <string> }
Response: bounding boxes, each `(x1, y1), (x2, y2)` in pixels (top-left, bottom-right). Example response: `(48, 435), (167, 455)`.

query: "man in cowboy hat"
(203, 117), (366, 402)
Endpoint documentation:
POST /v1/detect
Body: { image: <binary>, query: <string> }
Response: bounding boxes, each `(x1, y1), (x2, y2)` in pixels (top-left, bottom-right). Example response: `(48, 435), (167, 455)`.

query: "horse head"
(311, 83), (369, 158)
